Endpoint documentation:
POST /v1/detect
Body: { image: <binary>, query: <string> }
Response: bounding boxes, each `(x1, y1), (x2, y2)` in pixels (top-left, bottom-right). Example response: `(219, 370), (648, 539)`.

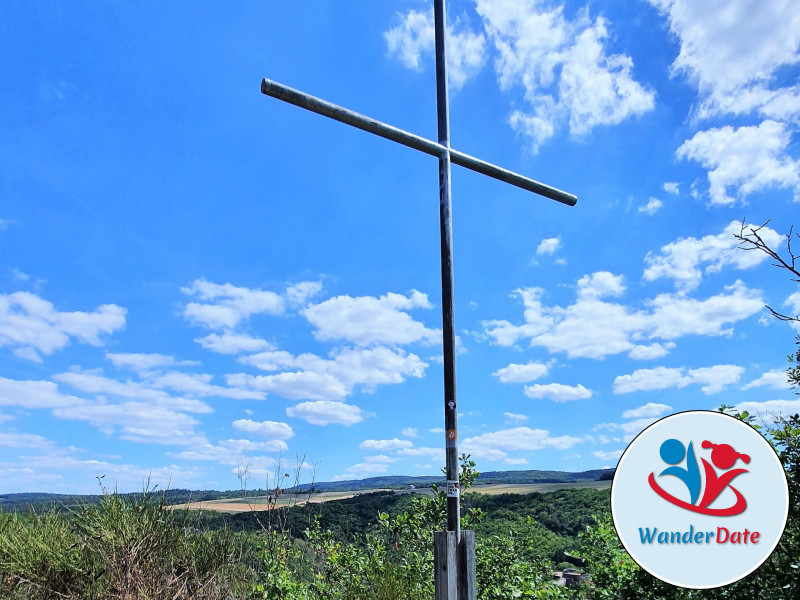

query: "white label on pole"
(447, 479), (459, 497)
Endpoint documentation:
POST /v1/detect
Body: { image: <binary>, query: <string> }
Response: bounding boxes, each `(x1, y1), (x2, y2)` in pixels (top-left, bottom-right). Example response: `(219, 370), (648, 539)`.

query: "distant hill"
(291, 467), (615, 493)
(0, 468), (615, 511)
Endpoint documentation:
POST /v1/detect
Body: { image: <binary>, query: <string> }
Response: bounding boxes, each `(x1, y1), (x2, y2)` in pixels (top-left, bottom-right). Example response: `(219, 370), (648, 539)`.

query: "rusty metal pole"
(433, 0), (460, 539)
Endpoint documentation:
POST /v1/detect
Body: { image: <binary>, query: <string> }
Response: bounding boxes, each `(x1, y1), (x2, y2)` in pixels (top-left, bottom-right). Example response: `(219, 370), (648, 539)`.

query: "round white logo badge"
(611, 410), (789, 589)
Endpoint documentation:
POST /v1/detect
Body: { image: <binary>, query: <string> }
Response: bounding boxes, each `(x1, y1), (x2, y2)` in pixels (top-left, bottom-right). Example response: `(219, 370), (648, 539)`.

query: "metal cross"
(260, 0), (575, 586)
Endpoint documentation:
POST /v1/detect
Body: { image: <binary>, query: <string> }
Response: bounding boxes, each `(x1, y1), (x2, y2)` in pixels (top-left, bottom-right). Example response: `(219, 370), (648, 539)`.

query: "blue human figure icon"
(658, 438), (701, 505)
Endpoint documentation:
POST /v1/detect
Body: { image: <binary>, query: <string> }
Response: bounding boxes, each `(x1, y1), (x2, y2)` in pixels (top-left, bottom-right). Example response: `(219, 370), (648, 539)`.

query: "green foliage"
(1, 455), (603, 599)
(0, 486), (251, 599)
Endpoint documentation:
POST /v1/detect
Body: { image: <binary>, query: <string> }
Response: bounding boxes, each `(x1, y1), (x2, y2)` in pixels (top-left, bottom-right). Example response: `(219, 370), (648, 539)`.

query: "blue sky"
(2, 0), (799, 494)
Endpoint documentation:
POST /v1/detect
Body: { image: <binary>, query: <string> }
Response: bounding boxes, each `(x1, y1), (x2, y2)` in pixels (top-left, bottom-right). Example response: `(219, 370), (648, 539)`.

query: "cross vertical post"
(434, 0), (461, 539)
(259, 3), (576, 597)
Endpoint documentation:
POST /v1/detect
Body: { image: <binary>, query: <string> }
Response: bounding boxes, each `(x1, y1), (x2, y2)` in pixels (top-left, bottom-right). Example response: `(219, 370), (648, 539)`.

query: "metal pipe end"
(260, 78), (271, 95)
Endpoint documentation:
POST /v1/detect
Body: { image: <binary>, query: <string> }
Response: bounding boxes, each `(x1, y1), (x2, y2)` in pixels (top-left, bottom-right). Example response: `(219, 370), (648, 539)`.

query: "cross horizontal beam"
(261, 78), (577, 207)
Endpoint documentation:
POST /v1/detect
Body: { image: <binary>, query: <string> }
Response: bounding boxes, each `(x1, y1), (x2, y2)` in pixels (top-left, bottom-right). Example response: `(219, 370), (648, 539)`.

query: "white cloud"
(384, 9), (486, 90)
(148, 371), (264, 400)
(504, 457), (529, 465)
(592, 449), (622, 461)
(338, 462), (390, 478)
(173, 438), (286, 464)
(194, 332), (274, 355)
(0, 218), (7, 231)
(0, 292), (126, 362)
(360, 438), (414, 451)
(53, 370), (218, 410)
(663, 182), (679, 195)
(503, 412), (529, 422)
(401, 427), (418, 438)
(786, 292), (800, 331)
(644, 220), (782, 292)
(613, 364), (743, 395)
(285, 281), (323, 306)
(303, 291), (440, 347)
(0, 431), (54, 450)
(286, 401), (365, 426)
(524, 383), (592, 402)
(230, 371), (347, 402)
(493, 361), (549, 383)
(734, 399), (800, 422)
(742, 369), (793, 390)
(595, 416), (661, 442)
(677, 121), (800, 205)
(483, 278), (764, 360)
(364, 455), (399, 464)
(53, 401), (202, 445)
(232, 419), (294, 440)
(181, 278), (285, 329)
(578, 272), (625, 300)
(613, 366), (686, 394)
(646, 0), (800, 119)
(628, 342), (675, 360)
(536, 237), (561, 255)
(639, 197), (663, 215)
(398, 446), (443, 459)
(621, 402), (672, 419)
(647, 281), (765, 339)
(0, 377), (85, 409)
(462, 427), (582, 463)
(234, 346), (427, 401)
(11, 268), (29, 281)
(478, 0), (654, 151)
(106, 352), (197, 373)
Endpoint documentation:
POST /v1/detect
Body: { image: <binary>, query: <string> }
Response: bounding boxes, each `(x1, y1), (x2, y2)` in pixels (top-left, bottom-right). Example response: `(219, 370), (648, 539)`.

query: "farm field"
(168, 480), (611, 513)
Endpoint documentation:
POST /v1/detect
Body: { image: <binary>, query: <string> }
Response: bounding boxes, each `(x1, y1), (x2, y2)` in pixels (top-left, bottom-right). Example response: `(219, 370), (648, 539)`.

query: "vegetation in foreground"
(1, 408), (797, 600)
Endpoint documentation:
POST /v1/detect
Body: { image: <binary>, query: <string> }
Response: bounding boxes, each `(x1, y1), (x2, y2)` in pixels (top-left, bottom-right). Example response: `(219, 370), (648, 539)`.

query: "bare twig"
(736, 218), (800, 322)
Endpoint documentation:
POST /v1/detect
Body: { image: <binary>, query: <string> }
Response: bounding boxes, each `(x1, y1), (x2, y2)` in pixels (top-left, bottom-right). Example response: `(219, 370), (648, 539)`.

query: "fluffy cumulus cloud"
(303, 290), (440, 347)
(0, 292), (125, 362)
(384, 8), (486, 90)
(592, 449), (622, 461)
(0, 377), (85, 410)
(384, 1), (653, 150)
(536, 237), (561, 256)
(461, 426), (582, 462)
(193, 332), (274, 355)
(478, 0), (654, 150)
(734, 399), (800, 423)
(742, 369), (793, 390)
(646, 1), (800, 204)
(106, 352), (197, 373)
(286, 400), (365, 426)
(359, 438), (414, 451)
(181, 279), (285, 329)
(504, 412), (529, 422)
(483, 275), (764, 360)
(492, 361), (549, 383)
(54, 400), (203, 445)
(639, 197), (663, 216)
(523, 383), (592, 402)
(646, 0), (800, 118)
(233, 346), (428, 401)
(621, 402), (672, 419)
(232, 419), (294, 440)
(677, 122), (800, 204)
(613, 364), (744, 395)
(644, 220), (782, 291)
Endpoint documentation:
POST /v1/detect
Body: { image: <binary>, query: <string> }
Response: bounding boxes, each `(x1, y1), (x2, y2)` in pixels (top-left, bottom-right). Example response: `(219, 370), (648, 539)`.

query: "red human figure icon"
(698, 441), (750, 511)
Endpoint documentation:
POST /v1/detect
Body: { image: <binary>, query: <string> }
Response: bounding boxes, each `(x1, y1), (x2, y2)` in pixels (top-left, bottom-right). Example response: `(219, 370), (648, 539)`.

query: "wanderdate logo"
(611, 411), (788, 589)
(648, 438), (750, 516)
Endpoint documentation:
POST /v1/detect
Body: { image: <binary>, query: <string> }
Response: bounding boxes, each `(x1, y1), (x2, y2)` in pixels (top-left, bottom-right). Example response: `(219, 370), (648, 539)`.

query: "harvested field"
(169, 480), (610, 514)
